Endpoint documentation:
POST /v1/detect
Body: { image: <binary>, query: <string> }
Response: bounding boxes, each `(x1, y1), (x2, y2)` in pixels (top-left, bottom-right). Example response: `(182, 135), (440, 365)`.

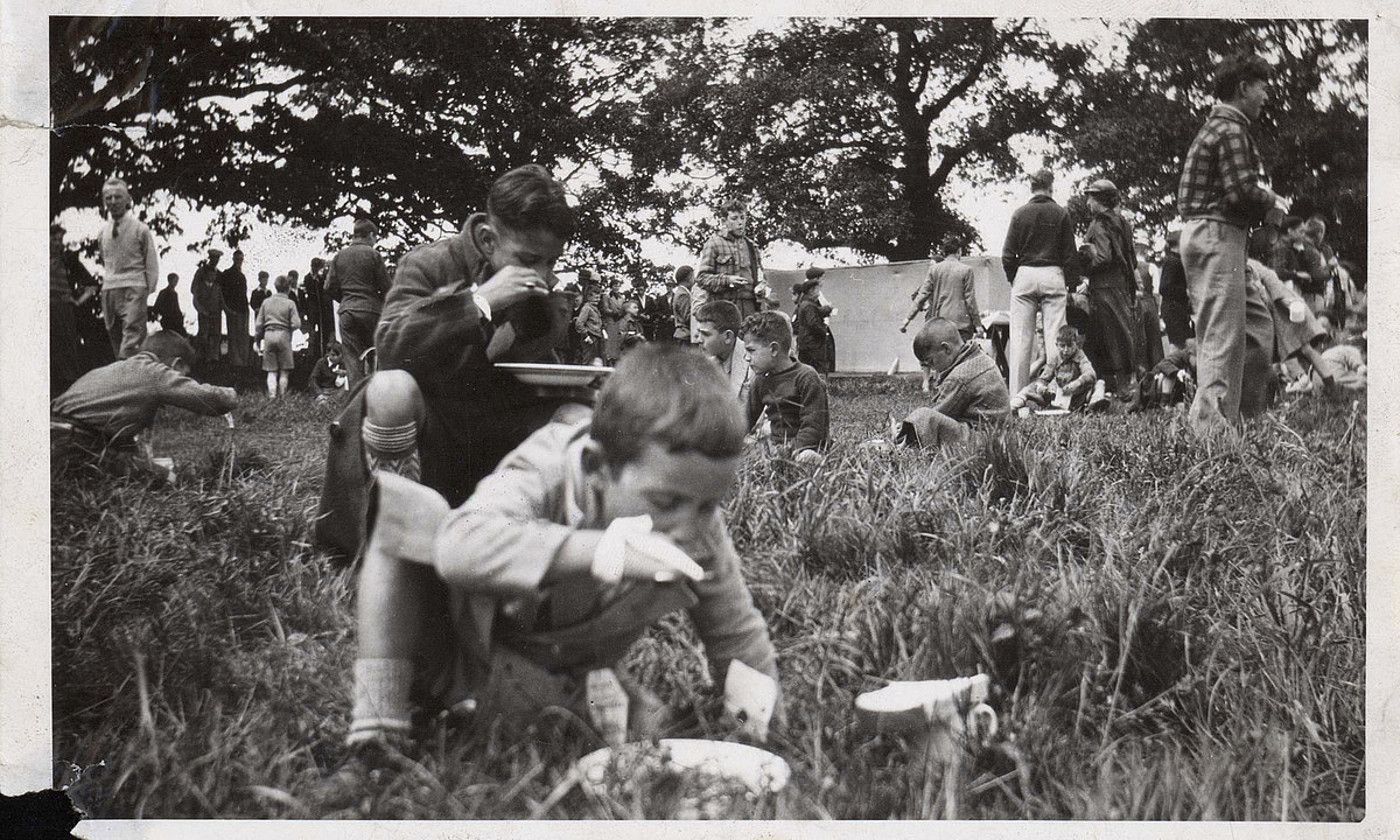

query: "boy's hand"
(478, 265), (549, 313)
(593, 515), (705, 585)
(724, 661), (778, 744)
(795, 448), (821, 465)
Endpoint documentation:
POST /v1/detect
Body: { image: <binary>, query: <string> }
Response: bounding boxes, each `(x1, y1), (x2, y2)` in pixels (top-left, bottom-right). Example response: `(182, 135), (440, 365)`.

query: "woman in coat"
(1078, 179), (1138, 398)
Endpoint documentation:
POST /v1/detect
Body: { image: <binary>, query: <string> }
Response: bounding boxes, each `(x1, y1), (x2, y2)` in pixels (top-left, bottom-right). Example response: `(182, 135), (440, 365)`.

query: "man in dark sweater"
(327, 218), (392, 387)
(150, 273), (188, 337)
(220, 249), (251, 368)
(740, 311), (828, 463)
(1001, 168), (1079, 397)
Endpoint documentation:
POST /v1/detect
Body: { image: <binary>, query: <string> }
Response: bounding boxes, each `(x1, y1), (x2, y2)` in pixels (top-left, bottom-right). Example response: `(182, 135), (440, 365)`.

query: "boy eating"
(329, 344), (779, 796)
(740, 311), (829, 463)
(693, 300), (751, 403)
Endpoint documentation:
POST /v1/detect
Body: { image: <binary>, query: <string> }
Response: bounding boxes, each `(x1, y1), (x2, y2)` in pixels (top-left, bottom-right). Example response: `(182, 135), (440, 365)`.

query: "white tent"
(769, 255), (1009, 374)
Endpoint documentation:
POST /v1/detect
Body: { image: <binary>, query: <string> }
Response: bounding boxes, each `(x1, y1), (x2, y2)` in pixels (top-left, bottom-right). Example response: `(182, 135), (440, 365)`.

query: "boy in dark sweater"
(740, 311), (829, 463)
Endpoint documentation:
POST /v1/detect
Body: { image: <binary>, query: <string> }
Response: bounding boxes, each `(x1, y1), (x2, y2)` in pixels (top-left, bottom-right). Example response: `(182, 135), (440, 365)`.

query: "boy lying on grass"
(1009, 324), (1102, 415)
(50, 331), (236, 481)
(323, 344), (780, 804)
(891, 318), (1009, 449)
(740, 311), (828, 463)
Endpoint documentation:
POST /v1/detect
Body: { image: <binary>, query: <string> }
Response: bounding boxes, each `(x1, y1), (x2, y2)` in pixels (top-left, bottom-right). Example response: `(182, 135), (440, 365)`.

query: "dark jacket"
(327, 240), (391, 316)
(1158, 251), (1187, 303)
(1001, 194), (1078, 281)
(746, 361), (829, 453)
(1079, 210), (1138, 296)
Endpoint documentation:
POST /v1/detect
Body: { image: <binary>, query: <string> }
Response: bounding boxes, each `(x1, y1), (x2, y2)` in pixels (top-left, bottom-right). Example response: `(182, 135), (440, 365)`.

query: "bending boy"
(895, 318), (1009, 448)
(337, 345), (779, 773)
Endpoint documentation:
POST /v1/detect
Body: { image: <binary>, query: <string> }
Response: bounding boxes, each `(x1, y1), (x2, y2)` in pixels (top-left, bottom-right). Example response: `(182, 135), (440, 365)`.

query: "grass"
(51, 378), (1366, 820)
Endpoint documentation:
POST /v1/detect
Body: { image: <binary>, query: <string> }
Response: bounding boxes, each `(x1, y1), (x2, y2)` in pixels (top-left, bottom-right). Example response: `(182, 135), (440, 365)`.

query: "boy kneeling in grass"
(51, 330), (237, 481)
(1009, 325), (1103, 415)
(327, 344), (779, 795)
(893, 318), (1009, 449)
(740, 311), (829, 463)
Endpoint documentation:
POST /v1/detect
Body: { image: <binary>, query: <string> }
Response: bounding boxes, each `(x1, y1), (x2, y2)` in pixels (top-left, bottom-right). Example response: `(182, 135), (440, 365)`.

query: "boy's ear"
(472, 218), (497, 258)
(579, 439), (608, 477)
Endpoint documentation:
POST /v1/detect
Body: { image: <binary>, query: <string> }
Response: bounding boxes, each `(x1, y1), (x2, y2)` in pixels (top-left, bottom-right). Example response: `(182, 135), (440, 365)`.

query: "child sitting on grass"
(51, 331), (237, 480)
(320, 344), (780, 805)
(893, 318), (1009, 449)
(740, 311), (829, 463)
(310, 342), (347, 400)
(1310, 314), (1367, 392)
(1009, 325), (1100, 414)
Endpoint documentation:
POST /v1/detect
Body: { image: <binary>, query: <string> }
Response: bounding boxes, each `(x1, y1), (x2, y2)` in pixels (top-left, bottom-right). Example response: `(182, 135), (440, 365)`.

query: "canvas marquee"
(768, 256), (1010, 374)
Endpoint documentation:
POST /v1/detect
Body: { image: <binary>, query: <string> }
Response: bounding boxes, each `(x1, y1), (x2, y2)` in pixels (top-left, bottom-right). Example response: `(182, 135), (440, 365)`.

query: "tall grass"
(51, 381), (1365, 820)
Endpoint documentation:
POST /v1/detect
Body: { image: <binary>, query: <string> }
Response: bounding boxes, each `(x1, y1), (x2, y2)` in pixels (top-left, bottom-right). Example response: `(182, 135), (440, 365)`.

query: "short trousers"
(262, 329), (294, 371)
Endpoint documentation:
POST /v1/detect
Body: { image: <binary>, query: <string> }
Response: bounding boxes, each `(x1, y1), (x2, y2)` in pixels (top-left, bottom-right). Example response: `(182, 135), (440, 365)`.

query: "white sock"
(348, 657), (414, 745)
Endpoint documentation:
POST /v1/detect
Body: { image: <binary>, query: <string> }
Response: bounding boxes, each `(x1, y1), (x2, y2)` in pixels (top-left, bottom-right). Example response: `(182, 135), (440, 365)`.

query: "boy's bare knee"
(365, 369), (425, 426)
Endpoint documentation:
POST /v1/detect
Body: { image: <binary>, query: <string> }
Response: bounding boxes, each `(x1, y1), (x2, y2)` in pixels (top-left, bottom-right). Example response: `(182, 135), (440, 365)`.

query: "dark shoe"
(307, 733), (415, 816)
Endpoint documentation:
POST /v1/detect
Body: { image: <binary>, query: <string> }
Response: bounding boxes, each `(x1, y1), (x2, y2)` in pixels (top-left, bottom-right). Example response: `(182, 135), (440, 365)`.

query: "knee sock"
(347, 657), (415, 745)
(362, 420), (420, 482)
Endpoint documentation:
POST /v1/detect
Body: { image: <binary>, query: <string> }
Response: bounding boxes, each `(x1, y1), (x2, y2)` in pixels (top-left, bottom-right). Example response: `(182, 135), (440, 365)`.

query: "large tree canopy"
(1064, 19), (1367, 266)
(51, 17), (1367, 272)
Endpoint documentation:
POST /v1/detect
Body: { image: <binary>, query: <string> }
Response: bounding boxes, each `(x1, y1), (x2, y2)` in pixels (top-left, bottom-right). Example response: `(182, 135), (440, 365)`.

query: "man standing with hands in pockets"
(97, 178), (159, 360)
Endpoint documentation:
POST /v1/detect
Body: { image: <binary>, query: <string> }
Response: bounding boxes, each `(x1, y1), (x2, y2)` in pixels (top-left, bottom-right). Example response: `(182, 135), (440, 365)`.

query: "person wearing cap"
(96, 178), (160, 360)
(1177, 53), (1280, 434)
(792, 267), (833, 376)
(1000, 168), (1078, 397)
(191, 248), (225, 365)
(328, 219), (393, 388)
(1077, 179), (1138, 398)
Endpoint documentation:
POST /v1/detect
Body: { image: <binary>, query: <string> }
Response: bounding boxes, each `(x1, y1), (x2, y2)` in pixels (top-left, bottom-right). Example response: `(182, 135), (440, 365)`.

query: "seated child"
(894, 318), (1009, 449)
(740, 311), (829, 464)
(1010, 325), (1098, 413)
(1132, 339), (1196, 412)
(1247, 258), (1336, 395)
(329, 345), (778, 793)
(310, 342), (347, 400)
(51, 331), (237, 479)
(693, 300), (752, 404)
(1310, 315), (1367, 392)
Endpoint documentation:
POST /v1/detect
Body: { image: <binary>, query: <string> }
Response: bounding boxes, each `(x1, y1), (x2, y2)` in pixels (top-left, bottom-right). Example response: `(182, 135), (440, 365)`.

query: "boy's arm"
(1070, 348), (1097, 393)
(1001, 211), (1022, 281)
(325, 260), (341, 302)
(791, 368), (829, 452)
(931, 371), (972, 420)
(254, 301), (266, 339)
(153, 365), (239, 416)
(685, 513), (779, 684)
(694, 237), (739, 293)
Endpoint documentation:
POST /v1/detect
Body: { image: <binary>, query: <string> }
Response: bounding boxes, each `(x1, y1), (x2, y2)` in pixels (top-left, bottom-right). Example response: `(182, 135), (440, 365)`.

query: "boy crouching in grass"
(51, 330), (237, 481)
(1009, 325), (1102, 415)
(740, 311), (829, 463)
(892, 318), (1009, 449)
(323, 344), (779, 802)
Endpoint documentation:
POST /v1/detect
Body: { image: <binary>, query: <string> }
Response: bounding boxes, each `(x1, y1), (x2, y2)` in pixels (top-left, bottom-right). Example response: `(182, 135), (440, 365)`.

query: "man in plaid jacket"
(692, 199), (764, 335)
(1177, 53), (1280, 436)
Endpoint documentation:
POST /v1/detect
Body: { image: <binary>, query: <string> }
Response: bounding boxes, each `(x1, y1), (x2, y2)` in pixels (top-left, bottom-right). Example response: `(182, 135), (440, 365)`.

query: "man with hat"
(97, 177), (160, 360)
(1177, 53), (1280, 434)
(792, 267), (832, 376)
(1078, 178), (1138, 398)
(1000, 168), (1078, 397)
(191, 247), (224, 365)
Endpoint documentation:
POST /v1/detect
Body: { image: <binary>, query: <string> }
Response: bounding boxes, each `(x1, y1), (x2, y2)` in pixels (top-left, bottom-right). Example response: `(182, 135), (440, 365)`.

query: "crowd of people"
(46, 51), (1367, 809)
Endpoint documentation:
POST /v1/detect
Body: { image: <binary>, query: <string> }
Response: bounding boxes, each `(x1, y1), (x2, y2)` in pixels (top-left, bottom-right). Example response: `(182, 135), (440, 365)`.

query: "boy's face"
(1056, 339), (1076, 360)
(918, 337), (961, 375)
(596, 443), (739, 549)
(695, 321), (734, 361)
(743, 335), (784, 374)
(481, 219), (566, 283)
(102, 184), (131, 219)
(722, 210), (747, 237)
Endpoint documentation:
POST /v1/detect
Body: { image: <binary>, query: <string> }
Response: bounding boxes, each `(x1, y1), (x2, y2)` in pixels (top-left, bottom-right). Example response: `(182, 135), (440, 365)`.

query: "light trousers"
(1008, 265), (1068, 396)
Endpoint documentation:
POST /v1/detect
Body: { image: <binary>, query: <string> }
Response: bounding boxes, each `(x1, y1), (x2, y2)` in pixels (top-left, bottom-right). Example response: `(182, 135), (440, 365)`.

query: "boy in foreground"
(740, 311), (829, 463)
(326, 345), (779, 800)
(893, 318), (1009, 449)
(51, 331), (236, 479)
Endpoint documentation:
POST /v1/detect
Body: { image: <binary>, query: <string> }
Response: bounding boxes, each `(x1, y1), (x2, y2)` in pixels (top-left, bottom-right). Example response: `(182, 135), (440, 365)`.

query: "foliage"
(1064, 19), (1367, 265)
(52, 382), (1364, 820)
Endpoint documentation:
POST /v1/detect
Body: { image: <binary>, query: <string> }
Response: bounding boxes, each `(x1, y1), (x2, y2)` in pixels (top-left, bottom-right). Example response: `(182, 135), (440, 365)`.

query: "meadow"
(50, 378), (1366, 820)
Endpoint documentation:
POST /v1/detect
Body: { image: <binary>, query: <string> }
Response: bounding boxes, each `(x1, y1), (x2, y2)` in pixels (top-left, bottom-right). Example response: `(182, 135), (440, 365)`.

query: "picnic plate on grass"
(575, 738), (790, 796)
(1033, 408), (1070, 416)
(495, 362), (613, 387)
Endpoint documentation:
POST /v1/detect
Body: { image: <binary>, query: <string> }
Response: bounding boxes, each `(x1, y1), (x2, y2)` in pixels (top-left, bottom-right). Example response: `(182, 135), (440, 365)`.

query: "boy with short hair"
(894, 318), (1010, 448)
(326, 345), (778, 800)
(310, 342), (348, 400)
(256, 275), (302, 398)
(1010, 324), (1100, 413)
(693, 300), (752, 404)
(740, 311), (829, 463)
(51, 330), (236, 478)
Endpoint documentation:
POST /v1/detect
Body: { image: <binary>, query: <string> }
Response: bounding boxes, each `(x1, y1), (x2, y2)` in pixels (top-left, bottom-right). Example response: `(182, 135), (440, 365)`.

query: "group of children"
(50, 161), (1367, 814)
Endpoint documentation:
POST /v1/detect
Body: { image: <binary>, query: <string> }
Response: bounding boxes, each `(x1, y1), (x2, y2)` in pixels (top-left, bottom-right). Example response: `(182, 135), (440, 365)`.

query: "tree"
(50, 16), (689, 272)
(1064, 19), (1367, 267)
(623, 19), (1094, 261)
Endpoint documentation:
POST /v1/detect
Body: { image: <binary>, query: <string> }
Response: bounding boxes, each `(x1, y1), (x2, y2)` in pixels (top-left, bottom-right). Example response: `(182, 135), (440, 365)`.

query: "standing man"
(327, 218), (391, 387)
(220, 249), (251, 367)
(1000, 169), (1078, 396)
(671, 265), (693, 346)
(308, 257), (337, 357)
(249, 271), (272, 316)
(151, 273), (187, 337)
(96, 178), (159, 360)
(693, 198), (763, 338)
(51, 224), (84, 396)
(1177, 54), (1279, 434)
(191, 248), (224, 365)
